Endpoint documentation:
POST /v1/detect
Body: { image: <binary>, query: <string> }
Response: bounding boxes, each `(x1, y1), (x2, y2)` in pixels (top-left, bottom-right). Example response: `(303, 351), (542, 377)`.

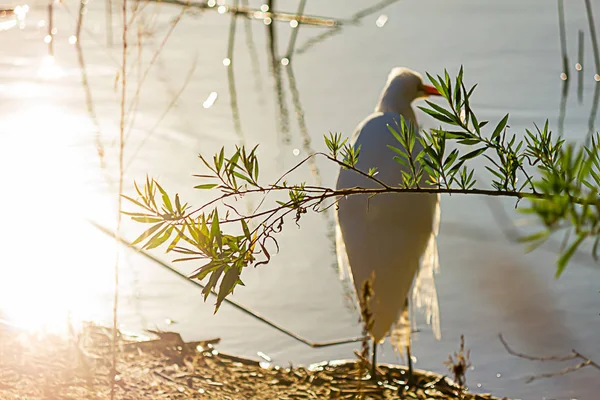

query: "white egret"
(335, 67), (442, 381)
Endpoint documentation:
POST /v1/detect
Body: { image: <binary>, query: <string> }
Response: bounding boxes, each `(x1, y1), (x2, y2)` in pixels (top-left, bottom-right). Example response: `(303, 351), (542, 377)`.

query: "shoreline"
(0, 321), (507, 399)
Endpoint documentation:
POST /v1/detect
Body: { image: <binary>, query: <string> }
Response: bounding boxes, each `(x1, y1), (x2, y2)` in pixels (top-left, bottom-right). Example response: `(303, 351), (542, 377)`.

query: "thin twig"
(110, 0), (128, 397)
(498, 334), (600, 384)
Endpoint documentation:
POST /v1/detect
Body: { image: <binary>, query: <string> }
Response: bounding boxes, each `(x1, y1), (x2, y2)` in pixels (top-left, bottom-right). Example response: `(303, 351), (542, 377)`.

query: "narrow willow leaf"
(444, 131), (470, 140)
(424, 100), (458, 122)
(132, 216), (164, 223)
(418, 107), (455, 124)
(202, 266), (225, 301)
(217, 147), (225, 171)
(121, 195), (149, 210)
(189, 260), (218, 280)
(145, 225), (173, 250)
(426, 72), (447, 98)
(211, 210), (222, 250)
(233, 171), (254, 184)
(241, 219), (251, 240)
(131, 222), (164, 246)
(556, 234), (586, 278)
(215, 267), (241, 313)
(388, 145), (409, 160)
(173, 256), (204, 262)
(517, 229), (550, 244)
(592, 236), (600, 262)
(167, 230), (182, 253)
(122, 211), (157, 217)
(155, 182), (173, 213)
(394, 156), (410, 168)
(387, 124), (403, 144)
(460, 147), (487, 161)
(175, 194), (182, 213)
(194, 183), (218, 190)
(134, 181), (144, 198)
(491, 114), (509, 141)
(457, 138), (481, 145)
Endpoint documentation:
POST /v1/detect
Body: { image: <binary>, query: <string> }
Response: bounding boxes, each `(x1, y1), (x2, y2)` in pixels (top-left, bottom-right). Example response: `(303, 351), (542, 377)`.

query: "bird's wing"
(389, 195), (441, 354)
(335, 213), (361, 313)
(411, 194), (442, 340)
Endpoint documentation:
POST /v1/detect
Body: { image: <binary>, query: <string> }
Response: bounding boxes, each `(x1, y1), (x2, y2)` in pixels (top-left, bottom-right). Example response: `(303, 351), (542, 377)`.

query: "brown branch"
(499, 334), (600, 384)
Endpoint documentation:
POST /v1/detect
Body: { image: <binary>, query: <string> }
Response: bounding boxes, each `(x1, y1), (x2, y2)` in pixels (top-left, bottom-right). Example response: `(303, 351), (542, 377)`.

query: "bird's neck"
(375, 96), (417, 125)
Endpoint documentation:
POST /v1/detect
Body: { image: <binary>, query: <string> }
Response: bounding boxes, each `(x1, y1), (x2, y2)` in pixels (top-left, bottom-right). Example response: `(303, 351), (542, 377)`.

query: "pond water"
(1, 0), (599, 398)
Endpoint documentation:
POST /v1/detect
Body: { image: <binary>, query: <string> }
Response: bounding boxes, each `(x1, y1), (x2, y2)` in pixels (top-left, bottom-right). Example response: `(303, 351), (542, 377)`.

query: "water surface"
(1, 1), (599, 398)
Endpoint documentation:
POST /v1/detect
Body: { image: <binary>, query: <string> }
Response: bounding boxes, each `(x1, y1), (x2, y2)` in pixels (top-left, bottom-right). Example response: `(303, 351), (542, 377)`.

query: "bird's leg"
(370, 340), (377, 379)
(404, 297), (415, 386)
(405, 342), (415, 386)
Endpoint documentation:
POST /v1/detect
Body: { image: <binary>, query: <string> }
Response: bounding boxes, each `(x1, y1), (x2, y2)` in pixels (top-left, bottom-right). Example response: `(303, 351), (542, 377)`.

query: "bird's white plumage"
(335, 68), (441, 351)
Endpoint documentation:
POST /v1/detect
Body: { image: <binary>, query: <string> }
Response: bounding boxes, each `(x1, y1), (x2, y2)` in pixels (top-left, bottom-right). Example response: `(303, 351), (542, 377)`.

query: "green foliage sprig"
(124, 68), (600, 311)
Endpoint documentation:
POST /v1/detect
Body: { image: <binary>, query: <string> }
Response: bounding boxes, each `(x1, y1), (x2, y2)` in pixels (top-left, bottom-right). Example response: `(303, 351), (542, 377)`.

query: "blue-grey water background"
(1, 1), (599, 398)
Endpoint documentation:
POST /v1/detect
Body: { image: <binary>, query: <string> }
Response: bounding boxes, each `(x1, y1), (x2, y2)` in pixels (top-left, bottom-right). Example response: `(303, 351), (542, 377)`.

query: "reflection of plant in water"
(124, 68), (600, 311)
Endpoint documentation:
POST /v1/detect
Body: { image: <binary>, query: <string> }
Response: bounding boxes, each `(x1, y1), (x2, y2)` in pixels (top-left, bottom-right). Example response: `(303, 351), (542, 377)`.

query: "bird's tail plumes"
(412, 195), (442, 340)
(389, 306), (411, 355)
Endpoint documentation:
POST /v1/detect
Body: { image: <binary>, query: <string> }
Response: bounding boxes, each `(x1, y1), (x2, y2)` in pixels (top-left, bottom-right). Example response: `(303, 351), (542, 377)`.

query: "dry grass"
(0, 322), (508, 400)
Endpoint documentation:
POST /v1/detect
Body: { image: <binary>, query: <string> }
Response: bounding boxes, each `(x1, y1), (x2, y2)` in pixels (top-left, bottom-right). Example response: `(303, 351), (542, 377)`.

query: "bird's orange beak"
(423, 84), (442, 96)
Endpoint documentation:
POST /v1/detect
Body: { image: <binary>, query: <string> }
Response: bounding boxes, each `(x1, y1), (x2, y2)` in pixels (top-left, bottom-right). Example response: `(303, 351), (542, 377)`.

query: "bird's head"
(375, 67), (442, 116)
(385, 67), (442, 102)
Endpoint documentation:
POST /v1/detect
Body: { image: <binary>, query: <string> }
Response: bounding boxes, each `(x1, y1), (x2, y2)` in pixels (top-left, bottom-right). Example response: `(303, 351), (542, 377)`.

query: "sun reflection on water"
(0, 99), (118, 334)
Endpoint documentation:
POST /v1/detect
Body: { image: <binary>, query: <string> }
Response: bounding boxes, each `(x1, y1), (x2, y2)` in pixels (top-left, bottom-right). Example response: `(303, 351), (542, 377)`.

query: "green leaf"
(424, 100), (458, 122)
(460, 147), (487, 161)
(132, 216), (164, 223)
(132, 222), (164, 246)
(167, 230), (182, 253)
(388, 145), (409, 160)
(145, 225), (173, 250)
(175, 194), (182, 213)
(215, 267), (241, 313)
(211, 210), (222, 250)
(418, 107), (455, 124)
(202, 265), (225, 301)
(121, 195), (149, 210)
(492, 114), (509, 142)
(241, 219), (251, 240)
(194, 183), (218, 190)
(121, 211), (157, 217)
(457, 139), (481, 146)
(155, 182), (173, 213)
(556, 234), (586, 278)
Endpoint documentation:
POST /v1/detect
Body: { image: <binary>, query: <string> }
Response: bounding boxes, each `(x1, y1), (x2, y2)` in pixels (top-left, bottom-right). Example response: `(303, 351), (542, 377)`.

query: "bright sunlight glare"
(0, 98), (118, 334)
